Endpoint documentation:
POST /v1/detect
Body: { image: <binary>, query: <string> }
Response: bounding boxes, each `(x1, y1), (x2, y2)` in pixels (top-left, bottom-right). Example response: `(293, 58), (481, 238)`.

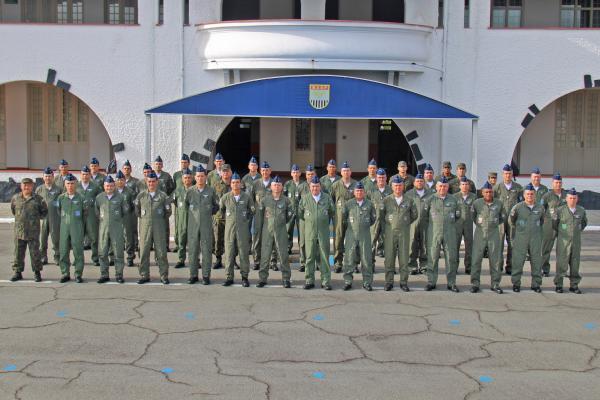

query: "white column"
(301, 0), (326, 19)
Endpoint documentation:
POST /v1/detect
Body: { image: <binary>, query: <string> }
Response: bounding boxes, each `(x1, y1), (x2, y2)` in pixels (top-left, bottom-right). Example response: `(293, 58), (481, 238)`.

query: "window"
(294, 119), (311, 151)
(22, 0), (57, 23)
(438, 0), (444, 27)
(184, 0), (189, 24)
(77, 101), (88, 142)
(561, 0), (600, 27)
(555, 90), (600, 149)
(464, 0), (470, 28)
(158, 0), (163, 24)
(27, 85), (43, 142)
(222, 0), (259, 21)
(0, 86), (5, 142)
(491, 0), (522, 28)
(105, 0), (137, 24)
(57, 0), (83, 24)
(372, 0), (404, 23)
(48, 87), (60, 142)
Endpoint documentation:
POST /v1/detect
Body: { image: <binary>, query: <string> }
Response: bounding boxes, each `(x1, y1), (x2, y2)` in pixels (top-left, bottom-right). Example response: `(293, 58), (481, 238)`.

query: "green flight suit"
(367, 185), (393, 264)
(388, 174), (415, 192)
(319, 174), (339, 194)
(58, 192), (86, 277)
(449, 177), (476, 194)
(284, 179), (303, 255)
(251, 178), (275, 266)
(56, 174), (70, 189)
(470, 198), (506, 288)
(381, 195), (418, 285)
(77, 181), (102, 264)
(157, 171), (175, 252)
(125, 176), (140, 196)
(553, 205), (587, 287)
(242, 173), (260, 193)
(494, 182), (523, 270)
(330, 179), (357, 268)
(185, 185), (219, 279)
(220, 191), (255, 280)
(298, 192), (335, 286)
(135, 190), (172, 279)
(137, 178), (166, 194)
(173, 169), (186, 190)
(171, 169), (185, 251)
(207, 169), (221, 188)
(361, 176), (377, 193)
(256, 194), (293, 283)
(342, 198), (376, 285)
(124, 176), (140, 252)
(533, 184), (549, 205)
(95, 192), (127, 278)
(91, 173), (105, 188)
(35, 183), (62, 264)
(509, 202), (544, 288)
(212, 178), (231, 261)
(434, 174), (457, 185)
(173, 184), (192, 263)
(405, 187), (433, 271)
(11, 193), (47, 273)
(422, 195), (461, 286)
(296, 181), (312, 268)
(117, 186), (137, 263)
(541, 190), (567, 274)
(454, 191), (477, 272)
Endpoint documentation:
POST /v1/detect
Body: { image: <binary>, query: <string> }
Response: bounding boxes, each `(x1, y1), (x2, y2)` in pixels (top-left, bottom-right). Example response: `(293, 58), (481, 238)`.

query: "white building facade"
(1, 0), (599, 189)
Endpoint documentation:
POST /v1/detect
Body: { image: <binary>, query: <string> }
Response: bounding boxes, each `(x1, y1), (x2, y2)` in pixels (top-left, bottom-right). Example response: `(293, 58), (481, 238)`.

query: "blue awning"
(146, 75), (478, 120)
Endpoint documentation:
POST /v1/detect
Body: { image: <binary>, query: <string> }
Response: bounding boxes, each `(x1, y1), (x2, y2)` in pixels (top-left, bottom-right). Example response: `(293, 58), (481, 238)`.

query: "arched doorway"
(514, 88), (600, 176)
(214, 117), (259, 174)
(0, 81), (113, 170)
(370, 119), (417, 176)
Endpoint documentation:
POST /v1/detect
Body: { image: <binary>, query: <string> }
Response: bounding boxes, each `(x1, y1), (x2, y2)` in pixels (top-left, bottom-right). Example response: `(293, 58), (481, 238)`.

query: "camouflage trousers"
(13, 237), (42, 272)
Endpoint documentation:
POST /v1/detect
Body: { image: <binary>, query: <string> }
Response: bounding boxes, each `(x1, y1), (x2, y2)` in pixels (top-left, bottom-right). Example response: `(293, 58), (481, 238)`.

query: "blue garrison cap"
(181, 153), (190, 162)
(553, 173), (562, 181)
(439, 176), (449, 184)
(502, 164), (512, 172)
(231, 172), (241, 180)
(143, 163), (152, 171)
(122, 159), (131, 167)
(64, 173), (76, 182)
(415, 173), (424, 180)
(482, 181), (493, 190)
(424, 163), (433, 171)
(43, 167), (53, 175)
(306, 164), (314, 172)
(567, 188), (577, 196)
(355, 182), (364, 190)
(291, 164), (300, 172)
(341, 161), (350, 169)
(310, 175), (320, 184)
(524, 183), (535, 191)
(261, 161), (270, 169)
(327, 159), (336, 166)
(147, 172), (158, 179)
(59, 159), (68, 166)
(214, 153), (223, 161)
(104, 175), (114, 184)
(182, 168), (192, 175)
(115, 170), (125, 179)
(368, 159), (377, 166)
(376, 168), (386, 176)
(195, 165), (206, 173)
(90, 157), (99, 165)
(81, 165), (90, 173)
(154, 155), (163, 163)
(272, 176), (282, 183)
(391, 175), (404, 185)
(531, 167), (541, 174)
(460, 176), (468, 183)
(249, 156), (258, 165)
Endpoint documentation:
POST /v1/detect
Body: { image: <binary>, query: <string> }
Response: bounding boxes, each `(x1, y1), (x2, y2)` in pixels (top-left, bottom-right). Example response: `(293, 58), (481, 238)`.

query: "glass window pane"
(561, 8), (575, 26)
(73, 1), (83, 23)
(77, 101), (88, 143)
(507, 9), (521, 27)
(63, 91), (72, 142)
(492, 9), (506, 27)
(581, 9), (591, 27)
(593, 10), (600, 26)
(57, 1), (68, 23)
(294, 119), (311, 151)
(28, 85), (43, 143)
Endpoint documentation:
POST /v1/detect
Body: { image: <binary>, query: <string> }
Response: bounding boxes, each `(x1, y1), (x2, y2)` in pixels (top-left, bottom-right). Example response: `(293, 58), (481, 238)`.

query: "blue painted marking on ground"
(449, 319), (461, 326)
(3, 364), (17, 372)
(312, 371), (325, 379)
(479, 375), (494, 383)
(584, 322), (598, 330)
(161, 367), (174, 374)
(185, 312), (196, 320)
(313, 314), (324, 321)
(56, 310), (67, 317)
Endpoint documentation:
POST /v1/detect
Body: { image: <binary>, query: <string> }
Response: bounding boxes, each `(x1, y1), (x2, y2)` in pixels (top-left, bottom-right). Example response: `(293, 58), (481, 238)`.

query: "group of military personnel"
(10, 155), (588, 294)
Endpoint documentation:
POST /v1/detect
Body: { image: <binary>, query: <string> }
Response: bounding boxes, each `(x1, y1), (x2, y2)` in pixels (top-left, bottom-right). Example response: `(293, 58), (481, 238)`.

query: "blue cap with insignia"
(249, 156), (258, 164)
(391, 175), (404, 184)
(65, 173), (76, 182)
(90, 157), (99, 165)
(460, 176), (468, 183)
(502, 164), (512, 172)
(231, 172), (241, 180)
(104, 175), (114, 183)
(122, 159), (131, 167)
(524, 183), (535, 191)
(439, 176), (448, 184)
(272, 175), (282, 183)
(147, 171), (158, 179)
(196, 165), (206, 173)
(355, 182), (364, 189)
(154, 155), (163, 163)
(368, 159), (377, 166)
(306, 164), (314, 172)
(310, 175), (320, 184)
(341, 161), (350, 169)
(328, 159), (336, 166)
(567, 187), (577, 196)
(215, 153), (223, 161)
(261, 161), (270, 169)
(182, 168), (192, 175)
(115, 170), (125, 179)
(482, 181), (493, 190)
(553, 173), (562, 181)
(59, 159), (68, 166)
(43, 167), (53, 175)
(143, 163), (152, 171)
(291, 164), (300, 171)
(415, 173), (424, 180)
(531, 167), (541, 174)
(81, 165), (90, 173)
(376, 168), (386, 176)
(181, 153), (190, 162)
(424, 163), (433, 171)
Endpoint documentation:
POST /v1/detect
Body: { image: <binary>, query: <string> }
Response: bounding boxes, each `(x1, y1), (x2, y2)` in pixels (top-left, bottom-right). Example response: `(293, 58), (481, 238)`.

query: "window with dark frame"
(105, 0), (137, 24)
(491, 0), (522, 28)
(184, 0), (189, 25)
(438, 0), (444, 27)
(294, 119), (311, 151)
(464, 0), (470, 28)
(561, 0), (600, 28)
(158, 0), (163, 24)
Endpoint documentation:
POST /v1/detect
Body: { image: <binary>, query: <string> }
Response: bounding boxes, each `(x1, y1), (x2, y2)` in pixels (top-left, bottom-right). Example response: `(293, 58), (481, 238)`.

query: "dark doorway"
(222, 0), (259, 21)
(215, 117), (259, 175)
(369, 119), (416, 176)
(372, 0), (405, 23)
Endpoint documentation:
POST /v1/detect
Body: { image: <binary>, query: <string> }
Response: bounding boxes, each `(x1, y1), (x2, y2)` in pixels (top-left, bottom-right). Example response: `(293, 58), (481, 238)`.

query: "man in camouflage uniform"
(242, 156), (260, 192)
(361, 159), (378, 193)
(470, 182), (506, 293)
(434, 161), (457, 184)
(530, 167), (548, 205)
(135, 171), (172, 284)
(298, 176), (335, 290)
(212, 164), (232, 269)
(10, 178), (47, 282)
(495, 164), (523, 275)
(207, 153), (225, 188)
(220, 172), (255, 287)
(173, 168), (194, 268)
(331, 161), (357, 273)
(185, 165), (219, 285)
(77, 165), (102, 266)
(115, 170), (137, 266)
(284, 164), (303, 255)
(256, 176), (293, 288)
(89, 157), (105, 187)
(388, 160), (414, 192)
(449, 163), (476, 194)
(251, 161), (275, 270)
(509, 183), (544, 293)
(541, 173), (567, 276)
(381, 176), (418, 291)
(454, 176), (477, 274)
(553, 188), (587, 294)
(58, 174), (86, 283)
(56, 159), (70, 189)
(296, 164), (317, 272)
(36, 167), (62, 265)
(367, 168), (392, 263)
(405, 173), (433, 275)
(96, 176), (127, 284)
(422, 177), (461, 292)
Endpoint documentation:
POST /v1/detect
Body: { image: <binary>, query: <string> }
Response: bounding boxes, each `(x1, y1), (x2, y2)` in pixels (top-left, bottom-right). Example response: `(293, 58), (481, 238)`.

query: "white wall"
(405, 0), (437, 26)
(337, 119), (368, 171)
(260, 118), (291, 171)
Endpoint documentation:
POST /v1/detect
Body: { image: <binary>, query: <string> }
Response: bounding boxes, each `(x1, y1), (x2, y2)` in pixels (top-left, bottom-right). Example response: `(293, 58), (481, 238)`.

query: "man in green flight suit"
(154, 155), (175, 252)
(56, 159), (70, 189)
(330, 161), (357, 273)
(509, 183), (544, 293)
(541, 173), (567, 277)
(212, 164), (232, 270)
(422, 176), (461, 292)
(454, 176), (477, 274)
(434, 161), (456, 184)
(367, 168), (392, 264)
(449, 163), (476, 194)
(242, 156), (260, 192)
(172, 153), (191, 191)
(207, 153), (225, 188)
(89, 157), (105, 187)
(220, 172), (255, 287)
(298, 175), (335, 290)
(115, 170), (137, 266)
(96, 175), (127, 284)
(552, 188), (587, 294)
(342, 182), (376, 291)
(320, 159), (339, 194)
(381, 176), (418, 291)
(470, 181), (506, 294)
(58, 174), (86, 283)
(251, 161), (275, 270)
(11, 177), (47, 282)
(77, 165), (102, 266)
(388, 160), (414, 193)
(36, 167), (62, 265)
(529, 167), (548, 205)
(173, 168), (194, 268)
(423, 164), (436, 191)
(135, 171), (172, 284)
(494, 164), (523, 275)
(361, 159), (378, 193)
(284, 164), (303, 256)
(405, 173), (433, 275)
(256, 176), (293, 288)
(296, 164), (317, 272)
(185, 165), (219, 285)
(172, 154), (191, 253)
